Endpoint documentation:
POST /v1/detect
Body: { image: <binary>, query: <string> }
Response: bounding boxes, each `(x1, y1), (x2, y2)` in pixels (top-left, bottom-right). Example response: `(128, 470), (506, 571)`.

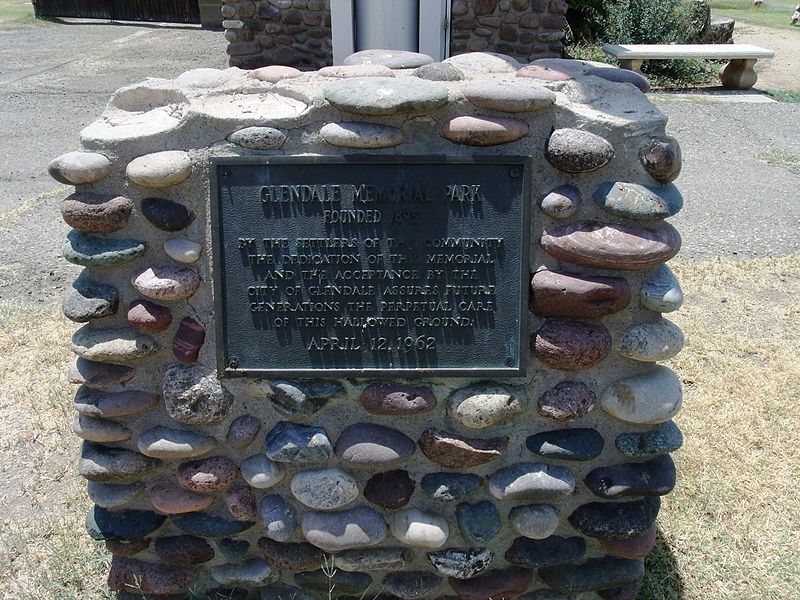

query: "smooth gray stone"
(324, 77), (448, 116)
(619, 318), (685, 362)
(539, 185), (581, 219)
(228, 126), (287, 149)
(334, 547), (412, 572)
(87, 481), (145, 509)
(62, 274), (119, 322)
(343, 49), (434, 69)
(301, 507), (387, 552)
(546, 128), (615, 173)
(460, 80), (556, 113)
(291, 467), (359, 510)
(320, 121), (404, 149)
(48, 150), (111, 184)
(489, 463), (575, 501)
(137, 426), (216, 459)
(509, 504), (561, 539)
(78, 442), (160, 482)
(62, 230), (147, 267)
(265, 422), (333, 464)
(456, 500), (500, 544)
(210, 559), (274, 586)
(641, 264), (684, 312)
(593, 181), (683, 220)
(336, 423), (415, 465)
(413, 61), (464, 81)
(270, 380), (343, 419)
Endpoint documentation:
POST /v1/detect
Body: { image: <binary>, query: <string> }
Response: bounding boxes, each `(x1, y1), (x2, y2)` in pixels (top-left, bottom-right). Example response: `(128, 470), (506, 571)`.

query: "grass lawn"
(0, 0), (44, 29)
(710, 0), (800, 29)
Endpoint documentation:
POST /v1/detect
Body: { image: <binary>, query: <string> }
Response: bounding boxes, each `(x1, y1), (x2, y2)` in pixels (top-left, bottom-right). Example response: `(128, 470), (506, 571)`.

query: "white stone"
(222, 19), (244, 29)
(175, 68), (231, 88)
(164, 238), (202, 264)
(641, 265), (684, 312)
(449, 384), (522, 429)
(241, 454), (284, 489)
(509, 504), (560, 539)
(48, 151), (111, 185)
(320, 122), (404, 149)
(601, 366), (683, 424)
(126, 151), (192, 188)
(291, 467), (359, 510)
(71, 326), (158, 362)
(388, 508), (449, 549)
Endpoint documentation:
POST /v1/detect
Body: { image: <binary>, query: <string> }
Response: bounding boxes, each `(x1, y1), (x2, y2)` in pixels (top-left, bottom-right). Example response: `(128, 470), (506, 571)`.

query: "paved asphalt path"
(0, 20), (798, 305)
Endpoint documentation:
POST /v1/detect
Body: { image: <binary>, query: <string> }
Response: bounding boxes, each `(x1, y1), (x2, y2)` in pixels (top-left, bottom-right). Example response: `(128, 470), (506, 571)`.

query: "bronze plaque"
(211, 156), (530, 377)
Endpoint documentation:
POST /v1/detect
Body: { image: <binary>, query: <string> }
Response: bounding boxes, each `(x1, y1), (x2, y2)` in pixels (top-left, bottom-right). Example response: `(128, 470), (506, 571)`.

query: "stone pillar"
(51, 52), (685, 599)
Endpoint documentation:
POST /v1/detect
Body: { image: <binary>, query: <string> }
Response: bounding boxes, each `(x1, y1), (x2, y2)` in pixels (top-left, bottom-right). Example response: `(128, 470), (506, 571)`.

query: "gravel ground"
(0, 20), (797, 305)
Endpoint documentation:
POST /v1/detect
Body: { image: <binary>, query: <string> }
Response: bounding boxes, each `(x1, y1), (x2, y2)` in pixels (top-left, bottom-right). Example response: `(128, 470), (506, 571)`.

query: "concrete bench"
(602, 43), (775, 90)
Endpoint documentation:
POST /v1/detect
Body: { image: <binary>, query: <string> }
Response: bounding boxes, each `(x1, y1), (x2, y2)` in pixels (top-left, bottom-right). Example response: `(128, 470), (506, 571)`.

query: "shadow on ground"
(640, 527), (684, 599)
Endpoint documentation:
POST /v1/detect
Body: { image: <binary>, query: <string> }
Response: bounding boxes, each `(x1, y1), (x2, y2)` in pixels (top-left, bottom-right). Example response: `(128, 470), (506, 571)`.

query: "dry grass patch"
(0, 255), (798, 599)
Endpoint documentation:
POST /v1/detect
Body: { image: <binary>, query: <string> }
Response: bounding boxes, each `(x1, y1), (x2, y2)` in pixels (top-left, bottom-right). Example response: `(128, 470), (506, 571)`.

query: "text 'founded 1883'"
(212, 157), (530, 377)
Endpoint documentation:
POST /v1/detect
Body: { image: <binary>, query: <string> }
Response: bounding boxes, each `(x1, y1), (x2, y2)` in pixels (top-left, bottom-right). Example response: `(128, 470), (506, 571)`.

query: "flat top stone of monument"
(343, 49), (434, 69)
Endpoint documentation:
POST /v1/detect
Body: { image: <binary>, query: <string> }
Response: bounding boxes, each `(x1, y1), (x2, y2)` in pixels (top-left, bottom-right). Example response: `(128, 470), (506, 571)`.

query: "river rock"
(73, 413), (131, 443)
(301, 506), (387, 552)
(334, 547), (412, 571)
(585, 67), (651, 92)
(71, 326), (158, 362)
(172, 317), (205, 363)
(538, 185), (581, 219)
(539, 557), (645, 593)
(546, 128), (614, 173)
(599, 525), (657, 560)
(86, 505), (166, 540)
(79, 442), (160, 482)
(640, 137), (682, 184)
(619, 318), (684, 362)
(211, 559), (275, 587)
(532, 270), (630, 318)
(601, 366), (683, 424)
(258, 539), (322, 572)
(164, 363), (233, 425)
(460, 80), (555, 112)
(336, 423), (415, 465)
(388, 508), (449, 549)
(360, 383), (437, 416)
(265, 422), (333, 463)
(63, 275), (119, 322)
(585, 455), (676, 499)
(217, 538), (249, 562)
(150, 485), (214, 514)
(61, 192), (133, 233)
(249, 65), (302, 82)
(291, 467), (359, 510)
(87, 481), (145, 509)
(227, 415), (261, 449)
(141, 197), (195, 231)
(104, 538), (151, 557)
(294, 570), (372, 595)
(363, 470), (414, 509)
(489, 463), (575, 501)
(641, 265), (684, 312)
(75, 387), (158, 418)
(533, 320), (612, 371)
(516, 64), (574, 81)
(63, 230), (146, 267)
(107, 557), (195, 595)
(241, 454), (284, 488)
(421, 472), (482, 502)
(444, 52), (521, 75)
(175, 67), (230, 88)
(569, 496), (661, 540)
(615, 420), (684, 457)
(270, 380), (342, 419)
(131, 266), (201, 301)
(164, 237), (202, 264)
(429, 548), (493, 579)
(324, 77), (448, 116)
(448, 383), (522, 429)
(441, 115), (529, 146)
(260, 494), (297, 541)
(540, 221), (682, 270)
(320, 122), (404, 148)
(225, 484), (258, 521)
(137, 426), (216, 459)
(228, 126), (287, 149)
(526, 428), (605, 461)
(343, 49), (434, 69)
(448, 567), (534, 600)
(456, 500), (500, 544)
(594, 182), (683, 221)
(69, 357), (135, 389)
(127, 299), (172, 332)
(537, 381), (596, 422)
(177, 456), (238, 494)
(418, 428), (507, 468)
(170, 513), (255, 537)
(126, 151), (192, 188)
(155, 535), (214, 564)
(383, 571), (442, 599)
(506, 535), (586, 568)
(48, 151), (111, 184)
(509, 504), (560, 539)
(413, 61), (464, 81)
(318, 64), (395, 78)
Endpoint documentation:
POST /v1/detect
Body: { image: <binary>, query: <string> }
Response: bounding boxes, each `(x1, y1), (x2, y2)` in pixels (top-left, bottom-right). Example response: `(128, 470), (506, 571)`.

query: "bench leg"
(719, 59), (758, 90)
(619, 59), (644, 74)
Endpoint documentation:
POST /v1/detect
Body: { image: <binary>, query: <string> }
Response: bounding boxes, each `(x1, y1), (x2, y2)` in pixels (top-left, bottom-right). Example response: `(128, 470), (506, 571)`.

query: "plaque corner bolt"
(221, 169), (231, 178)
(509, 167), (522, 179)
(228, 357), (240, 369)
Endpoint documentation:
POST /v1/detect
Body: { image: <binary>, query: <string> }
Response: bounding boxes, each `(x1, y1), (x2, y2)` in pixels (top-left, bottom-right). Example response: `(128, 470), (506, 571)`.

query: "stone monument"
(50, 51), (685, 599)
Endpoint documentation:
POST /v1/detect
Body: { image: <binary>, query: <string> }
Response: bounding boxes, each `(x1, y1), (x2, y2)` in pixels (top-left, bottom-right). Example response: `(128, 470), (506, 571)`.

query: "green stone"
(63, 230), (147, 267)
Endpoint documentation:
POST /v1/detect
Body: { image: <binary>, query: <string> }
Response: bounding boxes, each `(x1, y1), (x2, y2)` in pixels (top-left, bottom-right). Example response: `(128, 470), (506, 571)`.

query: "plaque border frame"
(210, 155), (532, 379)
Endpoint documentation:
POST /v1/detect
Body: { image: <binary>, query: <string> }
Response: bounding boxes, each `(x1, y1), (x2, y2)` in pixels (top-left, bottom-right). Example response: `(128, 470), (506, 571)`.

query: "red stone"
(600, 525), (657, 559)
(227, 414), (261, 449)
(127, 299), (172, 332)
(418, 427), (507, 468)
(258, 538), (324, 572)
(441, 115), (529, 146)
(225, 484), (258, 521)
(154, 535), (215, 564)
(540, 221), (682, 271)
(176, 456), (238, 494)
(107, 557), (195, 595)
(533, 320), (612, 370)
(474, 0), (498, 16)
(150, 485), (214, 515)
(105, 538), (151, 557)
(360, 384), (437, 415)
(537, 381), (596, 422)
(532, 270), (631, 318)
(449, 567), (534, 600)
(363, 470), (415, 509)
(60, 192), (134, 233)
(173, 317), (206, 363)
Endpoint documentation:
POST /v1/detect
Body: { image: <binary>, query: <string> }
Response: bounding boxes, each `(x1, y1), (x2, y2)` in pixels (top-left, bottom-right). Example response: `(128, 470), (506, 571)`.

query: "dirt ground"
(734, 21), (800, 91)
